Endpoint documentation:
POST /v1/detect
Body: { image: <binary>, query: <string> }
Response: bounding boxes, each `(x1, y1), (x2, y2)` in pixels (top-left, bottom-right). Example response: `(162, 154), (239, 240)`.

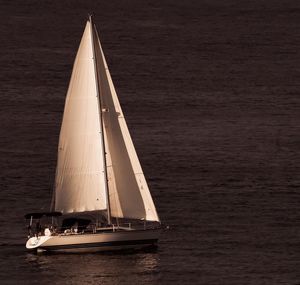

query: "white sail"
(52, 19), (159, 222)
(52, 22), (108, 213)
(93, 27), (160, 222)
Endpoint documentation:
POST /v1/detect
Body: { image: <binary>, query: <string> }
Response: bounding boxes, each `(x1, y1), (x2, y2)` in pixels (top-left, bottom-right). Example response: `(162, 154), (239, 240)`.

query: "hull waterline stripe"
(39, 238), (158, 251)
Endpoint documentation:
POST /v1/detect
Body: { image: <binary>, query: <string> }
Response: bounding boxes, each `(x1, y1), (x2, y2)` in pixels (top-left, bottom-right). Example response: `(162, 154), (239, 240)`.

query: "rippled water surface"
(1, 0), (300, 284)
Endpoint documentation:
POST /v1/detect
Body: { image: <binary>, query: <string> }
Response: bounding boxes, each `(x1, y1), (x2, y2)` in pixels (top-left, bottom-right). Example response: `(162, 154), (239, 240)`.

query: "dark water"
(1, 0), (300, 284)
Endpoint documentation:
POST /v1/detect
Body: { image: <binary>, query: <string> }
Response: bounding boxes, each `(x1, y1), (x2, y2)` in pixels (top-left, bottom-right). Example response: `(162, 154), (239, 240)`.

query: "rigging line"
(89, 15), (112, 225)
(93, 24), (123, 220)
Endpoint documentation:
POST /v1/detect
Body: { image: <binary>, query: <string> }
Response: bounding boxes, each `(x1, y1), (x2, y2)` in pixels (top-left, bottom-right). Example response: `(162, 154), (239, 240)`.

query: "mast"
(89, 15), (112, 225)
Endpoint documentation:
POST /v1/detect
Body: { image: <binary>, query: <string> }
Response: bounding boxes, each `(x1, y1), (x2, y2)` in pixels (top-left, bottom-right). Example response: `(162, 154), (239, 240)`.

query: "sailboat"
(25, 16), (161, 253)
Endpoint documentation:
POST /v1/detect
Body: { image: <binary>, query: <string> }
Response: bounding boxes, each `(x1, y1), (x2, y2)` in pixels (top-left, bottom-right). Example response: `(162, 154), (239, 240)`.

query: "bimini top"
(24, 212), (62, 219)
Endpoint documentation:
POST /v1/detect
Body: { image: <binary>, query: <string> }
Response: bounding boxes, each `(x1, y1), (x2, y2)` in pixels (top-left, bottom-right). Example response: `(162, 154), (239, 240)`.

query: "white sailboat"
(25, 16), (161, 253)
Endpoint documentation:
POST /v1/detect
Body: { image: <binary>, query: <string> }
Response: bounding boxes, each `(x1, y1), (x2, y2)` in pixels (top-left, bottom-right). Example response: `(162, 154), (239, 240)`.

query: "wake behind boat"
(25, 16), (161, 253)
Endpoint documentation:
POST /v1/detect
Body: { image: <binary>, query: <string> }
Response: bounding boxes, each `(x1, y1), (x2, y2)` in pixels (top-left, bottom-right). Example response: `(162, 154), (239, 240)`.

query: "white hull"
(26, 228), (160, 253)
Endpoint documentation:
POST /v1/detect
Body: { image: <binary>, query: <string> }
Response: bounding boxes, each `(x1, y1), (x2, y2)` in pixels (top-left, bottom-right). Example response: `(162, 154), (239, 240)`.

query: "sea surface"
(0, 0), (300, 284)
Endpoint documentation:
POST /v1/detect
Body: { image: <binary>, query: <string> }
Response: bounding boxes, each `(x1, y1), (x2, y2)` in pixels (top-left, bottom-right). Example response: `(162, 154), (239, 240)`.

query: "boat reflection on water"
(25, 249), (160, 284)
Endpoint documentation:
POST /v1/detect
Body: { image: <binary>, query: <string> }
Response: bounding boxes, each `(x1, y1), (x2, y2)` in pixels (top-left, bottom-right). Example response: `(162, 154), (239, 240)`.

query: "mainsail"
(52, 22), (107, 213)
(52, 19), (159, 222)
